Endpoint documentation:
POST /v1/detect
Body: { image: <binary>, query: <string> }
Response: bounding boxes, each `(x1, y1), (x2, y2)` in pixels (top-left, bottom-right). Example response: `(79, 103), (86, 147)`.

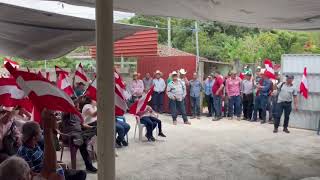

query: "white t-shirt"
(82, 104), (97, 124)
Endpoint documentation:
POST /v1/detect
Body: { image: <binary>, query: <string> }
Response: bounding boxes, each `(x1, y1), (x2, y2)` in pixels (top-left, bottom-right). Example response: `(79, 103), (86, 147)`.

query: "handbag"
(3, 121), (19, 155)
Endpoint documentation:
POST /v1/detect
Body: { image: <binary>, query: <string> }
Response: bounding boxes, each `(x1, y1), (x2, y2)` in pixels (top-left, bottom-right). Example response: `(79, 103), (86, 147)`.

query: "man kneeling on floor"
(137, 105), (166, 141)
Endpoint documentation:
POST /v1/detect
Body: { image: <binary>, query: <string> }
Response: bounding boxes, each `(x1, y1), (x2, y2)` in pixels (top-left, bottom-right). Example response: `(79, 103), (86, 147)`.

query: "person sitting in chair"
(137, 105), (166, 142)
(115, 117), (130, 148)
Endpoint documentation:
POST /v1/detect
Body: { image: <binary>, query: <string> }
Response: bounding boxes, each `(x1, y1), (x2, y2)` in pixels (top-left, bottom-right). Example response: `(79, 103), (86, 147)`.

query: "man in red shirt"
(212, 71), (224, 121)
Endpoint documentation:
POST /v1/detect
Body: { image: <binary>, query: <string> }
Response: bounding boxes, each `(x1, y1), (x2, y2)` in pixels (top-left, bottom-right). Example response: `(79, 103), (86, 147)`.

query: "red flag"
(5, 62), (80, 118)
(3, 58), (19, 69)
(57, 73), (75, 97)
(239, 72), (245, 80)
(129, 86), (154, 115)
(37, 71), (44, 78)
(300, 67), (308, 99)
(0, 78), (30, 108)
(55, 66), (69, 76)
(264, 59), (276, 79)
(85, 78), (96, 101)
(114, 71), (128, 116)
(75, 63), (89, 82)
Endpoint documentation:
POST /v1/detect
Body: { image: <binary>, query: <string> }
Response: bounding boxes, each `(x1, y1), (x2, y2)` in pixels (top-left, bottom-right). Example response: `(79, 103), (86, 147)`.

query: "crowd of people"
(129, 65), (298, 134)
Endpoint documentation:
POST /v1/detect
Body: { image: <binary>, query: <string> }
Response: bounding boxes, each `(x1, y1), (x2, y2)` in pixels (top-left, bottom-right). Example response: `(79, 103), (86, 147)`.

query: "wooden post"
(96, 0), (115, 179)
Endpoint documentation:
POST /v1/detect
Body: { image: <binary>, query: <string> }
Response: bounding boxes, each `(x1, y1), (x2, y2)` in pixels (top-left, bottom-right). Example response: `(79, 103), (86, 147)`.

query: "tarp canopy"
(0, 3), (149, 60)
(54, 0), (320, 30)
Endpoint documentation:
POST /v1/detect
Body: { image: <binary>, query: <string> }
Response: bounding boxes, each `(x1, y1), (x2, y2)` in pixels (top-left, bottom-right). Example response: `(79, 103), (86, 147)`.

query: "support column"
(96, 0), (115, 180)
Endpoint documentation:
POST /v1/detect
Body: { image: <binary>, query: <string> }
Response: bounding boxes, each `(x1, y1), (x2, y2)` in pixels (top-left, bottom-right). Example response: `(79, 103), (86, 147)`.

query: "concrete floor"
(60, 114), (320, 180)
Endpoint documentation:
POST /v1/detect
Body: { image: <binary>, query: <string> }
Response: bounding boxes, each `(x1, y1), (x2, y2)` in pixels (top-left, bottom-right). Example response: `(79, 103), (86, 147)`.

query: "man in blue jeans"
(167, 71), (191, 125)
(189, 73), (203, 119)
(203, 74), (215, 117)
(274, 75), (298, 133)
(212, 71), (224, 121)
(225, 71), (241, 120)
(115, 117), (130, 148)
(252, 72), (272, 123)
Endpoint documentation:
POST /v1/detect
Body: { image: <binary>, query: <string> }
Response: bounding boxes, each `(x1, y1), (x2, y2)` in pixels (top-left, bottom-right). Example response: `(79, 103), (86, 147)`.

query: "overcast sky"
(0, 0), (135, 21)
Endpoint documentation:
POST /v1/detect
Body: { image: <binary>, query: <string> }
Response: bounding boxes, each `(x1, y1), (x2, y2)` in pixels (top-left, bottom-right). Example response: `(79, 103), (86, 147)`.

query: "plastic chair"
(134, 115), (158, 141)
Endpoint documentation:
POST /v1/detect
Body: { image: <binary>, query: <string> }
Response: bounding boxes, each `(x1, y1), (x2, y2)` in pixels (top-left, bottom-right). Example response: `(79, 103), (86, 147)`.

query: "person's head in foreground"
(230, 71), (236, 79)
(286, 75), (294, 85)
(0, 156), (30, 180)
(21, 121), (41, 148)
(179, 69), (187, 78)
(214, 71), (221, 78)
(145, 73), (151, 79)
(77, 82), (85, 90)
(171, 71), (178, 81)
(245, 73), (252, 80)
(133, 72), (139, 80)
(155, 70), (162, 79)
(193, 72), (198, 80)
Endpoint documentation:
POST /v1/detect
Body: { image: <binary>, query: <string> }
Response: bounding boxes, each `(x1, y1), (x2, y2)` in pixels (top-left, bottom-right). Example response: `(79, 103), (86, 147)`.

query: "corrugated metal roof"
(157, 44), (195, 57)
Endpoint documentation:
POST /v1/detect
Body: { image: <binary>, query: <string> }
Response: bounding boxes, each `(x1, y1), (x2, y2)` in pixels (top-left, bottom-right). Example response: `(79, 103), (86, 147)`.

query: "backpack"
(2, 121), (19, 155)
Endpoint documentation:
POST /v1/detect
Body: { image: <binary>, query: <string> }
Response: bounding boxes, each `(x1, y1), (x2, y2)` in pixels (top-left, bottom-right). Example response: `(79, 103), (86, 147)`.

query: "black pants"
(274, 102), (292, 129)
(152, 92), (164, 113)
(242, 93), (254, 119)
(69, 128), (96, 169)
(205, 94), (213, 116)
(149, 116), (163, 133)
(65, 169), (87, 180)
(140, 116), (157, 138)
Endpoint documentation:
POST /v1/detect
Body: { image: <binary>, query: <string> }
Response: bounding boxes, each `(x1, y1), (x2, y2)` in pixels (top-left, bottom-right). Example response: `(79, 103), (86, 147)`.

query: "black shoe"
(260, 121), (266, 124)
(158, 132), (166, 137)
(86, 165), (98, 173)
(273, 128), (278, 133)
(207, 114), (212, 117)
(242, 117), (247, 120)
(283, 128), (290, 133)
(121, 140), (128, 146)
(150, 136), (156, 142)
(116, 139), (122, 148)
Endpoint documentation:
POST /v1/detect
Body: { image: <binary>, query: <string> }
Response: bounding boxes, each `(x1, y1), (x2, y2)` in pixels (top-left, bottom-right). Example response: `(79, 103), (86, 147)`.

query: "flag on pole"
(57, 73), (75, 97)
(55, 65), (69, 76)
(75, 63), (89, 82)
(129, 85), (154, 115)
(114, 71), (128, 116)
(0, 78), (28, 108)
(5, 62), (80, 118)
(3, 58), (19, 69)
(300, 67), (309, 99)
(264, 59), (276, 79)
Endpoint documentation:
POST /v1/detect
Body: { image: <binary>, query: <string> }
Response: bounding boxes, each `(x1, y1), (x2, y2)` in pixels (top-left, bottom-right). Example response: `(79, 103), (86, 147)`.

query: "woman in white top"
(80, 96), (97, 126)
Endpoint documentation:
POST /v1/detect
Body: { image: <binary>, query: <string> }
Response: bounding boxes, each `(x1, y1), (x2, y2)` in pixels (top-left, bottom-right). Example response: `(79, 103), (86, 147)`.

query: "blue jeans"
(253, 95), (268, 121)
(274, 102), (292, 129)
(140, 116), (157, 138)
(169, 99), (188, 122)
(213, 95), (222, 117)
(116, 120), (130, 142)
(152, 92), (164, 113)
(228, 95), (241, 117)
(190, 96), (200, 116)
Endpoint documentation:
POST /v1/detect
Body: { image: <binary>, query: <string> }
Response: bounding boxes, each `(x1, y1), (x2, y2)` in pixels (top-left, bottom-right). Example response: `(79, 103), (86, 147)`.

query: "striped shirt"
(166, 80), (186, 101)
(17, 145), (44, 173)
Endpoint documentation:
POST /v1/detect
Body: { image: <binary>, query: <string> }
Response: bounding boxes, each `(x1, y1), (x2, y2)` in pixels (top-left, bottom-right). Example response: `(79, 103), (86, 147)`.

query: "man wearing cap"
(225, 71), (242, 120)
(130, 72), (144, 102)
(203, 74), (215, 117)
(252, 71), (272, 123)
(143, 73), (153, 92)
(167, 71), (191, 125)
(152, 70), (166, 113)
(273, 75), (298, 133)
(241, 72), (254, 120)
(212, 71), (224, 121)
(189, 72), (203, 119)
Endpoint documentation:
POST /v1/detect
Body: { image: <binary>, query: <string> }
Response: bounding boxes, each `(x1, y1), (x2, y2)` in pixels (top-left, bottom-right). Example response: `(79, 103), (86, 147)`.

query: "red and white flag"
(264, 59), (276, 79)
(55, 66), (69, 76)
(0, 78), (28, 108)
(3, 58), (19, 69)
(114, 71), (128, 116)
(57, 73), (75, 97)
(129, 85), (154, 115)
(85, 78), (97, 101)
(300, 67), (308, 99)
(5, 62), (80, 118)
(75, 63), (89, 82)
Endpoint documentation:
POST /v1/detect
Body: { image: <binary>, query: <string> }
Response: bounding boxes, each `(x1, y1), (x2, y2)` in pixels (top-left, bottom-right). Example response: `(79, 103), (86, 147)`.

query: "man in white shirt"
(152, 70), (166, 113)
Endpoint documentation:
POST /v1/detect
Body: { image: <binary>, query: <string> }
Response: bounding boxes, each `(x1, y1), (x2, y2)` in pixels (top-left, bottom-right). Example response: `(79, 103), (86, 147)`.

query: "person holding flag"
(273, 75), (298, 133)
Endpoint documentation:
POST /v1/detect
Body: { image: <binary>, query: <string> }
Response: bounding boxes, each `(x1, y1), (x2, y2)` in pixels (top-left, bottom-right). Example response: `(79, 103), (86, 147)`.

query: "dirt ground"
(60, 114), (320, 180)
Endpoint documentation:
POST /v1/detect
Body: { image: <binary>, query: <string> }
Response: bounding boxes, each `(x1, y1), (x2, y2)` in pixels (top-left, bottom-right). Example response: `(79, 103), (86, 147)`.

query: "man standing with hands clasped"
(273, 75), (298, 133)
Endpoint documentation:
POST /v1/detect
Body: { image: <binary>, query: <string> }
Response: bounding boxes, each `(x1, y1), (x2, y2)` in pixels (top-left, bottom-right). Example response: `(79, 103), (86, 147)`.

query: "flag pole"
(82, 77), (96, 96)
